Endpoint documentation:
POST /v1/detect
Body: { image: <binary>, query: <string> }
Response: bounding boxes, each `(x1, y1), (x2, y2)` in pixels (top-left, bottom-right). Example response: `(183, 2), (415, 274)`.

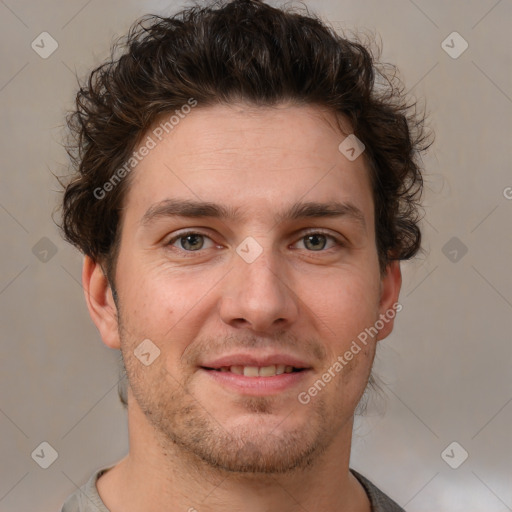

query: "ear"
(376, 260), (402, 341)
(82, 255), (121, 349)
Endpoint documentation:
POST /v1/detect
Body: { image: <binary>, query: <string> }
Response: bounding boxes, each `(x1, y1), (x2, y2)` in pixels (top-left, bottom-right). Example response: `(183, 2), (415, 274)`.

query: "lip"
(200, 352), (312, 370)
(199, 367), (311, 395)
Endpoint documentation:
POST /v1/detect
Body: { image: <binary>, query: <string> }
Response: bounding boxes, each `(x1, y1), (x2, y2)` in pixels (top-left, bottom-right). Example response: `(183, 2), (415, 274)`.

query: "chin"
(191, 428), (325, 474)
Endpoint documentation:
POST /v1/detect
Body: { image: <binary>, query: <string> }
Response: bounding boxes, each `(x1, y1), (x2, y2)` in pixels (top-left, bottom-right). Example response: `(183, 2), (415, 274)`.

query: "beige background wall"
(1, 0), (511, 510)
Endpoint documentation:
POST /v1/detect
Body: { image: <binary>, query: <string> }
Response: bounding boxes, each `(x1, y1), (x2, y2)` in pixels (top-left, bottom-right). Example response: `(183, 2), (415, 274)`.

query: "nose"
(218, 245), (299, 334)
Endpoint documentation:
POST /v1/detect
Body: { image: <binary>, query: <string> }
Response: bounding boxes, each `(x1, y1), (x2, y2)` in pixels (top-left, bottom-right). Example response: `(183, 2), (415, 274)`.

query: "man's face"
(105, 103), (400, 473)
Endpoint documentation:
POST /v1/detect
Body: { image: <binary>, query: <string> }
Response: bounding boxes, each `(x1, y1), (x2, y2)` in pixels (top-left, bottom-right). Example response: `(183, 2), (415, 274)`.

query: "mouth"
(201, 364), (307, 377)
(198, 352), (313, 395)
(198, 363), (311, 396)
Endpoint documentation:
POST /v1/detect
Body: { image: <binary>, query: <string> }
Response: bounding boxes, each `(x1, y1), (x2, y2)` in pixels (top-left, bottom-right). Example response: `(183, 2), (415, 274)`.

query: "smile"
(203, 365), (305, 377)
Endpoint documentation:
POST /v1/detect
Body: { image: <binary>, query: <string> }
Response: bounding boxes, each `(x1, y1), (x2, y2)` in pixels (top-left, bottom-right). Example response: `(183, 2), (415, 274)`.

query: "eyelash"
(165, 229), (345, 255)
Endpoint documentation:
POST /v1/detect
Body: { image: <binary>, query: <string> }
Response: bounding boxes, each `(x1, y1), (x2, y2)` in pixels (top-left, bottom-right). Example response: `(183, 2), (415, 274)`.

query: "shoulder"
(61, 467), (112, 512)
(350, 468), (406, 512)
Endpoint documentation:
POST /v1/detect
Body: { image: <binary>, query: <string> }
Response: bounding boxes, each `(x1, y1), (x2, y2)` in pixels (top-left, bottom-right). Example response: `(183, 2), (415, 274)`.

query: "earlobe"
(376, 260), (402, 341)
(82, 255), (121, 349)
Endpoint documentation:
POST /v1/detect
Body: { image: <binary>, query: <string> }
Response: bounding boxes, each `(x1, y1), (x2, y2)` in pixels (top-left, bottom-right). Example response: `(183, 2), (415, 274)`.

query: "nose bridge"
(240, 245), (282, 295)
(220, 240), (298, 331)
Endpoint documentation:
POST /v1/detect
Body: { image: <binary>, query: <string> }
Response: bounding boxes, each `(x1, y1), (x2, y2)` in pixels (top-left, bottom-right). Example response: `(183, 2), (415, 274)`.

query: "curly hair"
(59, 0), (430, 286)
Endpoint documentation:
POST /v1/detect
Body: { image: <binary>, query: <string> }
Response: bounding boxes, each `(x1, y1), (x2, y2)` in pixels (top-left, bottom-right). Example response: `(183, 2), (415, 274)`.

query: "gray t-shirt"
(61, 466), (405, 512)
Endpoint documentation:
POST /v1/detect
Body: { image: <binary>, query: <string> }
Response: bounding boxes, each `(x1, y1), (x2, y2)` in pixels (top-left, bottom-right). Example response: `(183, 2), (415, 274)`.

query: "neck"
(97, 396), (371, 512)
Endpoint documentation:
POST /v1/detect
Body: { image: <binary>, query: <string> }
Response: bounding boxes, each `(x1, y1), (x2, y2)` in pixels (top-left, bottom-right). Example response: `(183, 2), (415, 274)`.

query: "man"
(59, 0), (428, 510)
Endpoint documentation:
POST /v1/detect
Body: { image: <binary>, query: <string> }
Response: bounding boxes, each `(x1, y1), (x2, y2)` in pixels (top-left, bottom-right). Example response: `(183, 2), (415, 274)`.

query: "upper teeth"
(218, 365), (296, 376)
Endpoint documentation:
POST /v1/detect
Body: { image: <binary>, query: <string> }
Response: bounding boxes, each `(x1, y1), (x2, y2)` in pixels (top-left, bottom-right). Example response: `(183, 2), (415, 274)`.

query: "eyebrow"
(140, 198), (367, 230)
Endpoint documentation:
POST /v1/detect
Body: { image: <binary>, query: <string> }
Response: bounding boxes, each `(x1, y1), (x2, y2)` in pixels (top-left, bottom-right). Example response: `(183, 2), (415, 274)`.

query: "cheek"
(118, 262), (222, 363)
(116, 260), (177, 344)
(302, 268), (381, 338)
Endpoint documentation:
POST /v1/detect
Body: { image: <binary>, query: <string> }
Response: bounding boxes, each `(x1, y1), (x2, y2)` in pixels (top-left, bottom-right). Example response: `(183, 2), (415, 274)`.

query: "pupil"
(305, 234), (326, 251)
(182, 234), (203, 250)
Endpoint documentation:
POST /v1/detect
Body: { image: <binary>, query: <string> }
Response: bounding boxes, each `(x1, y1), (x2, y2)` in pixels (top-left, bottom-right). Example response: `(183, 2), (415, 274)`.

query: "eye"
(167, 231), (216, 252)
(165, 229), (344, 255)
(294, 231), (343, 251)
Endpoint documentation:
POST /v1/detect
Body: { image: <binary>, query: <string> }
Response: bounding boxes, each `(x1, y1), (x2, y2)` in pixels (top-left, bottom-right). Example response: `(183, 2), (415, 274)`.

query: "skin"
(83, 102), (402, 512)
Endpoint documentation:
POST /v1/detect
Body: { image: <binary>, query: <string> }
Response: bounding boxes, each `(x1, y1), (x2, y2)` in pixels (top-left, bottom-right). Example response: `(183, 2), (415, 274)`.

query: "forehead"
(123, 103), (374, 230)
